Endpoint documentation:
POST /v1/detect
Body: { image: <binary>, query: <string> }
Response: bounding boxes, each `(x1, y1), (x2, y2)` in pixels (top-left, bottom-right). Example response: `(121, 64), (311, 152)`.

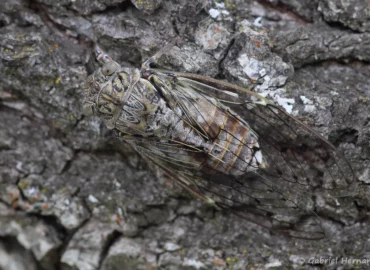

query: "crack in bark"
(256, 0), (315, 23)
(27, 0), (93, 46)
(97, 230), (122, 270)
(216, 23), (237, 80)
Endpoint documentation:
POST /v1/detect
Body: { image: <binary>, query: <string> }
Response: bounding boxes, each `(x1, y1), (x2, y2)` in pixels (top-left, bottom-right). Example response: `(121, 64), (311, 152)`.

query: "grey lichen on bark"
(0, 0), (369, 269)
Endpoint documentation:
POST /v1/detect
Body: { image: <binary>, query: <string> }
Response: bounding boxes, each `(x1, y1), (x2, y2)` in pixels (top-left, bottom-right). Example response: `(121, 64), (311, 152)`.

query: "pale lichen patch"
(259, 88), (295, 114)
(184, 258), (205, 269)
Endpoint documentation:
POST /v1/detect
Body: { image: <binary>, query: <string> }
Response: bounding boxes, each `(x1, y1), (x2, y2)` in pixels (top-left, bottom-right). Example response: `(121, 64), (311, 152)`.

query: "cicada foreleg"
(141, 0), (208, 73)
(141, 36), (182, 73)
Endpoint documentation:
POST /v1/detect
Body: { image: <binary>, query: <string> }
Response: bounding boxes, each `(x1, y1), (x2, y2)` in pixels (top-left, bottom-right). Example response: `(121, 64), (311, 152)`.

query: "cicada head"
(82, 45), (139, 126)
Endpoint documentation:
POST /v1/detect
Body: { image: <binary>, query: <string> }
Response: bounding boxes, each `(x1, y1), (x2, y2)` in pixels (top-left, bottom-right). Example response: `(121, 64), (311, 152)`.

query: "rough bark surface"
(0, 0), (369, 269)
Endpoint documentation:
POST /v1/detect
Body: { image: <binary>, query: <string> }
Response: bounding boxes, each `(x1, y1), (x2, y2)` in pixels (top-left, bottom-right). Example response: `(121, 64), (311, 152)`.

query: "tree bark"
(0, 0), (369, 269)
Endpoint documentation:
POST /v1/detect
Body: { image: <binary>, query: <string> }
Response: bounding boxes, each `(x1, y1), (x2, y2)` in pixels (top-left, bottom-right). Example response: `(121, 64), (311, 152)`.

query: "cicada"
(82, 44), (357, 240)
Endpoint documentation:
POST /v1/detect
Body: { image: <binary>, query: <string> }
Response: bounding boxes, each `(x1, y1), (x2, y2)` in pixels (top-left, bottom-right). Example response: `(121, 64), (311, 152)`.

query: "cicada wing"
(135, 69), (357, 239)
(236, 103), (357, 197)
(200, 171), (325, 240)
(126, 136), (325, 240)
(159, 72), (357, 197)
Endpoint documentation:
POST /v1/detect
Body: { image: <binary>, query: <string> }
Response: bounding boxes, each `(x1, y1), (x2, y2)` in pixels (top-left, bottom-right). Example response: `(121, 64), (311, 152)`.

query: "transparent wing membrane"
(138, 71), (357, 239)
(137, 144), (325, 239)
(169, 74), (356, 194)
(237, 103), (357, 196)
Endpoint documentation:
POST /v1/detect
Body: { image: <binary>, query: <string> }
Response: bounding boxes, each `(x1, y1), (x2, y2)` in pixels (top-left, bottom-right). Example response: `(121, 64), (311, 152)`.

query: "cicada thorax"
(94, 67), (167, 134)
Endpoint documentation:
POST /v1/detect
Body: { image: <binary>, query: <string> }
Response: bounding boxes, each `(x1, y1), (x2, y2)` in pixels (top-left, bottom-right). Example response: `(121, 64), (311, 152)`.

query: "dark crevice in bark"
(59, 151), (78, 175)
(97, 230), (122, 269)
(256, 0), (315, 23)
(216, 23), (237, 80)
(27, 213), (68, 240)
(117, 0), (134, 13)
(0, 92), (46, 125)
(294, 58), (370, 71)
(27, 0), (94, 46)
(0, 236), (44, 270)
(322, 19), (368, 34)
(353, 201), (370, 223)
(329, 128), (359, 147)
(56, 216), (92, 269)
(22, 213), (70, 270)
(28, 1), (68, 32)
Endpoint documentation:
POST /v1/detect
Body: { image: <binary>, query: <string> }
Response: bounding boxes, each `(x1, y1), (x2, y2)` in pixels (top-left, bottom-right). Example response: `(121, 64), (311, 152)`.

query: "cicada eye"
(102, 61), (119, 76)
(95, 48), (102, 59)
(82, 103), (95, 116)
(102, 54), (113, 64)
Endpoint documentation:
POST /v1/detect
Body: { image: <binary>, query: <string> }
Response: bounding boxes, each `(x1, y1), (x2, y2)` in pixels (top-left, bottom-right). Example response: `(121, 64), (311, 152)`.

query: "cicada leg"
(141, 36), (182, 72)
(93, 43), (115, 64)
(141, 0), (207, 72)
